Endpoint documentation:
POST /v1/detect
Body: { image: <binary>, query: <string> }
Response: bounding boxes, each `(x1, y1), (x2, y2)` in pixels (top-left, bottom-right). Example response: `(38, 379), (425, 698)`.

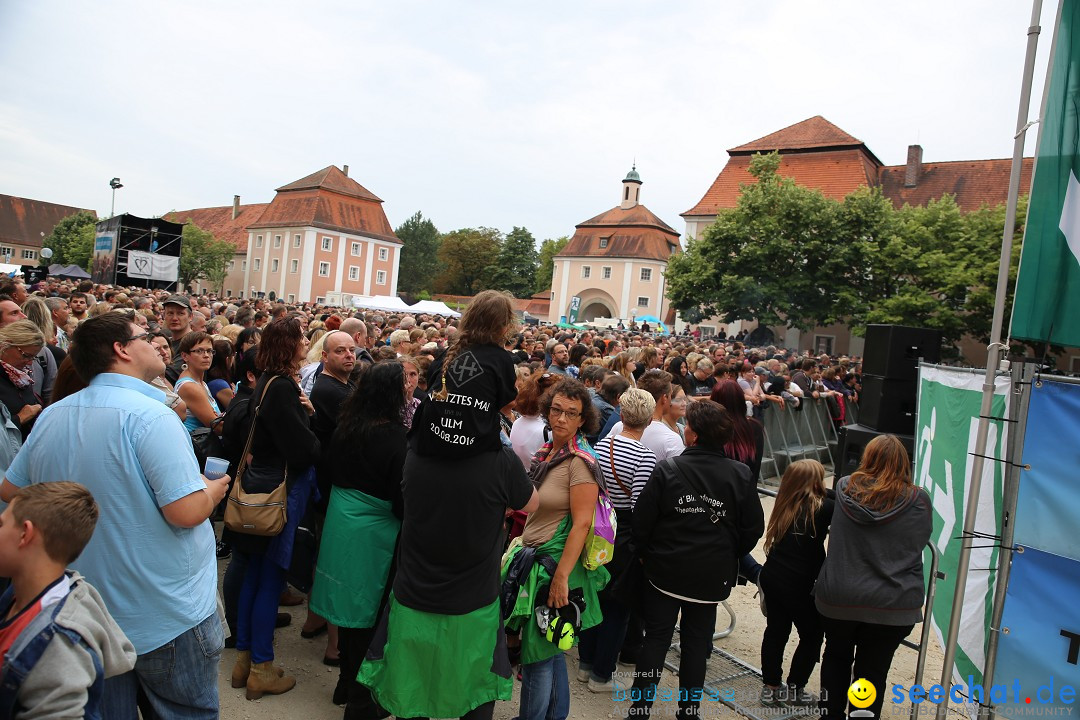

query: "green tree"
(44, 211), (97, 269)
(666, 152), (869, 331)
(395, 211), (441, 294)
(175, 221), (235, 291)
(488, 226), (539, 298)
(433, 227), (502, 295)
(535, 236), (569, 294)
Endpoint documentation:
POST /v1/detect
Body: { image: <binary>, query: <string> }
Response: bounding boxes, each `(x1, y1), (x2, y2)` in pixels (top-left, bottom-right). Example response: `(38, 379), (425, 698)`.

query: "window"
(254, 258), (261, 271)
(226, 289), (233, 298)
(288, 294), (296, 303)
(318, 262), (330, 277)
(322, 236), (333, 251)
(581, 266), (591, 279)
(349, 266), (360, 281)
(814, 335), (835, 355)
(242, 260), (247, 271)
(376, 270), (387, 285)
(255, 235), (263, 248)
(378, 247), (388, 261)
(602, 266), (611, 280)
(599, 237), (609, 248)
(228, 260), (235, 269)
(21, 249), (36, 260)
(274, 234), (282, 248)
(290, 259), (298, 273)
(315, 296), (325, 304)
(1071, 356), (1080, 374)
(699, 325), (716, 338)
(640, 268), (652, 282)
(293, 234), (301, 248)
(637, 296), (649, 307)
(351, 242), (361, 256)
(271, 258), (279, 273)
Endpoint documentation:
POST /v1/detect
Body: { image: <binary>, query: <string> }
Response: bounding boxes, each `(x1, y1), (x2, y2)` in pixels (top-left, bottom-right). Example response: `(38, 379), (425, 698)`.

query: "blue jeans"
(236, 549), (285, 663)
(518, 653), (570, 720)
(101, 613), (223, 719)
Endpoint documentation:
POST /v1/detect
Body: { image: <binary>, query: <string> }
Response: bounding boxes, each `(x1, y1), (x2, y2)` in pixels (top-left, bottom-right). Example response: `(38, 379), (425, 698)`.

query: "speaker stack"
(837, 325), (941, 476)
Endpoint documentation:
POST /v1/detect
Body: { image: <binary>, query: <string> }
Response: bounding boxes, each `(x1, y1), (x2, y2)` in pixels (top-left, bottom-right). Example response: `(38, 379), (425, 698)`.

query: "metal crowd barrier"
(758, 399), (841, 483)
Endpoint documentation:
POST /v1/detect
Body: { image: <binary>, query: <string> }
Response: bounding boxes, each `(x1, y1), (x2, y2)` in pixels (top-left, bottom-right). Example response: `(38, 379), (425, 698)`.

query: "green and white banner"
(1011, 0), (1080, 347)
(914, 365), (1011, 686)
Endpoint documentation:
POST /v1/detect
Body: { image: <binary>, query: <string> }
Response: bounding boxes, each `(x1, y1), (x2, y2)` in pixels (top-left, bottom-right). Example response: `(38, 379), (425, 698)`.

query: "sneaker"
(786, 686), (815, 707)
(761, 685), (783, 706)
(576, 662), (591, 683)
(216, 540), (231, 560)
(588, 677), (618, 693)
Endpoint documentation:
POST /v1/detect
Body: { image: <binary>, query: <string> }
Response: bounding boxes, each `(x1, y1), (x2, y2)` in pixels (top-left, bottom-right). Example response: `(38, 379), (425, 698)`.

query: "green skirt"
(309, 487), (400, 628)
(358, 594), (512, 718)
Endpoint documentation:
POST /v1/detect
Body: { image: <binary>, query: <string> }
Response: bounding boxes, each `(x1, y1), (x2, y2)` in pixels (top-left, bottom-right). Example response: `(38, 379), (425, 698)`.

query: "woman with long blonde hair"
(815, 435), (931, 720)
(758, 459), (832, 706)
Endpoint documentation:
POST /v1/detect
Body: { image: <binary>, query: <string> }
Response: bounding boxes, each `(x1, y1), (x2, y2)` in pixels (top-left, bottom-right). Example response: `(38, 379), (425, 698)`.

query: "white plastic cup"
(204, 457), (229, 480)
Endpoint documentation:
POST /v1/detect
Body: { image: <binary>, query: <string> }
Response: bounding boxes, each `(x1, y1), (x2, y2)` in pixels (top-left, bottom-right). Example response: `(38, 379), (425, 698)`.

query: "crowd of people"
(0, 276), (931, 720)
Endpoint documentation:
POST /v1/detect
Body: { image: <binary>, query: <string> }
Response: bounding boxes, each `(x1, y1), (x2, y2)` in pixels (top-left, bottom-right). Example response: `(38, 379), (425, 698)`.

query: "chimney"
(232, 195), (240, 220)
(904, 145), (923, 188)
(342, 164), (349, 177)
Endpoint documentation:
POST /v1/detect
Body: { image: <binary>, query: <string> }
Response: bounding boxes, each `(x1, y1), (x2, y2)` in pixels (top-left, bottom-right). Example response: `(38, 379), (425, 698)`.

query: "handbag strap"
(606, 439), (633, 498)
(231, 376), (278, 500)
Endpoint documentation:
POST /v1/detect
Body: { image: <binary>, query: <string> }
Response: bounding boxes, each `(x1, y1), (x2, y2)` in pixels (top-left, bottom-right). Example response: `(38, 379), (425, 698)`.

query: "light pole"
(109, 178), (123, 218)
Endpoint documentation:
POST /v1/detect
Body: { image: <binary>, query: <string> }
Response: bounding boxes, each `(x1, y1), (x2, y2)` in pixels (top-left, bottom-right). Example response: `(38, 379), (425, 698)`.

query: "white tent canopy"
(0, 264), (22, 276)
(350, 294), (412, 312)
(408, 299), (461, 317)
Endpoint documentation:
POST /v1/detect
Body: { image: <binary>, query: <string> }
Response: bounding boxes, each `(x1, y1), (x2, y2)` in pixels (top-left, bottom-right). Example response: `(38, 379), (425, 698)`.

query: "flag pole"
(934, 2), (1045, 719)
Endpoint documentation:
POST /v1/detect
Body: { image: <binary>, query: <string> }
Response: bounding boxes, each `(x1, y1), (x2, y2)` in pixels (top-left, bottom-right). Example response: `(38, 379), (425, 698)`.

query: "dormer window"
(599, 237), (609, 249)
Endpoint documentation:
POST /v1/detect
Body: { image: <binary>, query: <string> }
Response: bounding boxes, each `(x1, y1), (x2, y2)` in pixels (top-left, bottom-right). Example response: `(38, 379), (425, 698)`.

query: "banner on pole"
(915, 365), (1010, 686)
(1011, 0), (1080, 347)
(126, 251), (179, 282)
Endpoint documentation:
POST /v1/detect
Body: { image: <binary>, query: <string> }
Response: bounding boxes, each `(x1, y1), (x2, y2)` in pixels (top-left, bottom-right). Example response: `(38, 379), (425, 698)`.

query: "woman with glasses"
(147, 332), (186, 422)
(174, 332), (223, 435)
(0, 320), (44, 441)
(506, 378), (608, 720)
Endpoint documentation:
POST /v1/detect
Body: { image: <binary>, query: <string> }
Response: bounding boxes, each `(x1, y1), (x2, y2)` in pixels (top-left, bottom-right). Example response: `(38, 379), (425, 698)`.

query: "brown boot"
(245, 660), (295, 700)
(231, 650), (251, 688)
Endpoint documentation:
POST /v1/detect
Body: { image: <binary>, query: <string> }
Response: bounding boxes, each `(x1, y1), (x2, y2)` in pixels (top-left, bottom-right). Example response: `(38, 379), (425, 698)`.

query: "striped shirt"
(594, 434), (657, 510)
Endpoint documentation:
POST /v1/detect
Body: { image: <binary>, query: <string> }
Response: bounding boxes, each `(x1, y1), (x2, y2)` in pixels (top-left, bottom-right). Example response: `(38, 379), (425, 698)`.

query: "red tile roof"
(729, 115), (869, 155)
(251, 166), (399, 244)
(165, 203), (268, 252)
(0, 194), (96, 249)
(879, 157), (1034, 212)
(559, 204), (680, 262)
(683, 150), (880, 217)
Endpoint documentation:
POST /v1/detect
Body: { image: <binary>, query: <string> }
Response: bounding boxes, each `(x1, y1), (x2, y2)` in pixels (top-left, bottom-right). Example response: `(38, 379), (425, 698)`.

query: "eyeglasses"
(123, 332), (153, 345)
(186, 348), (215, 356)
(548, 406), (581, 421)
(12, 347), (37, 361)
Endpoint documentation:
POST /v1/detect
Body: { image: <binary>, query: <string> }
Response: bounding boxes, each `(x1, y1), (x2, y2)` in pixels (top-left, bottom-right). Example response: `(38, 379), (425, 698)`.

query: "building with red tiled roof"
(0, 194), (96, 265)
(679, 116), (1034, 355)
(549, 168), (680, 324)
(166, 165), (400, 302)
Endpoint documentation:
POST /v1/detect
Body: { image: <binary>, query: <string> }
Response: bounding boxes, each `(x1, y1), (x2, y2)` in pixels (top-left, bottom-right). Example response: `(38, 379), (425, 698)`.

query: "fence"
(757, 397), (851, 483)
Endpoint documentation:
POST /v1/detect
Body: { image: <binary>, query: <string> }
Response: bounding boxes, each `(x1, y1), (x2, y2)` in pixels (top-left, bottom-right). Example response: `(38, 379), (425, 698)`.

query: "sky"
(0, 0), (1061, 247)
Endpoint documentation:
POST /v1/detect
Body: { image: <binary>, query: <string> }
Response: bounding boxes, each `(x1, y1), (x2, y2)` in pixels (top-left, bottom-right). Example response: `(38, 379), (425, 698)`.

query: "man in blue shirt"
(1, 312), (231, 719)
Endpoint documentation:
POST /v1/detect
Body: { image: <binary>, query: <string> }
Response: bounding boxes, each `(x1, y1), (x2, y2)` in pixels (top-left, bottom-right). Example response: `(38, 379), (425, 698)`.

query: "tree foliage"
(488, 226), (539, 298)
(535, 236), (570, 294)
(176, 221), (235, 291)
(666, 151), (1026, 348)
(395, 211), (441, 294)
(45, 211), (97, 269)
(433, 227), (503, 295)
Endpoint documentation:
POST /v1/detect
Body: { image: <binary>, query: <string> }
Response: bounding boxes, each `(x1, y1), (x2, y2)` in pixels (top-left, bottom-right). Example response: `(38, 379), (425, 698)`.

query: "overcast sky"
(0, 1), (1060, 246)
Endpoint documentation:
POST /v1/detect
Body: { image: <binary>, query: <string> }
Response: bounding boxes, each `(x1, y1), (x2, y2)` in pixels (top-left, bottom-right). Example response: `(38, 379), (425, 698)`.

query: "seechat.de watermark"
(888, 677), (1076, 716)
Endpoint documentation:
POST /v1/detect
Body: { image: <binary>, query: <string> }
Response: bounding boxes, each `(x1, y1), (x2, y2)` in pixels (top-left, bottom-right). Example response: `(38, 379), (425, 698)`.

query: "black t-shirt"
(410, 344), (517, 459)
(310, 373), (352, 448)
(326, 421), (406, 519)
(690, 374), (716, 397)
(393, 446), (534, 615)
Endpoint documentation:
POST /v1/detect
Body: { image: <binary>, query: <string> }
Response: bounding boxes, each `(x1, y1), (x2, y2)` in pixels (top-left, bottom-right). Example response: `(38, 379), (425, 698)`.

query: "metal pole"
(977, 360), (1036, 720)
(935, 2), (1043, 718)
(110, 188), (116, 219)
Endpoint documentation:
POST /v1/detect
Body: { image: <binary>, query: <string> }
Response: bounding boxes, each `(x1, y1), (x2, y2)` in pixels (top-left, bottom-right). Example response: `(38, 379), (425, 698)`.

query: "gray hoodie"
(12, 572), (136, 719)
(814, 476), (932, 626)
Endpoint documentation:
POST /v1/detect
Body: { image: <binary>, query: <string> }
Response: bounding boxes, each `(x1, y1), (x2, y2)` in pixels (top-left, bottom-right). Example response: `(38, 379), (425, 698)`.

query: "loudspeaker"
(862, 325), (942, 380)
(859, 375), (917, 434)
(837, 424), (915, 478)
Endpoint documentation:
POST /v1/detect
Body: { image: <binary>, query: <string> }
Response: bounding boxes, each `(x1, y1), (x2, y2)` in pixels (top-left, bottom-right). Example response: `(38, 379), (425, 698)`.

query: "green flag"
(1011, 0), (1080, 346)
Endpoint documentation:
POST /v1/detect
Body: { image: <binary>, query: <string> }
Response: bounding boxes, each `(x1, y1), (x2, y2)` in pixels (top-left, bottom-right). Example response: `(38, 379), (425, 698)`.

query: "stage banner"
(994, 545), (1080, 713)
(126, 250), (179, 282)
(915, 365), (1011, 685)
(1014, 378), (1080, 559)
(1011, 0), (1080, 347)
